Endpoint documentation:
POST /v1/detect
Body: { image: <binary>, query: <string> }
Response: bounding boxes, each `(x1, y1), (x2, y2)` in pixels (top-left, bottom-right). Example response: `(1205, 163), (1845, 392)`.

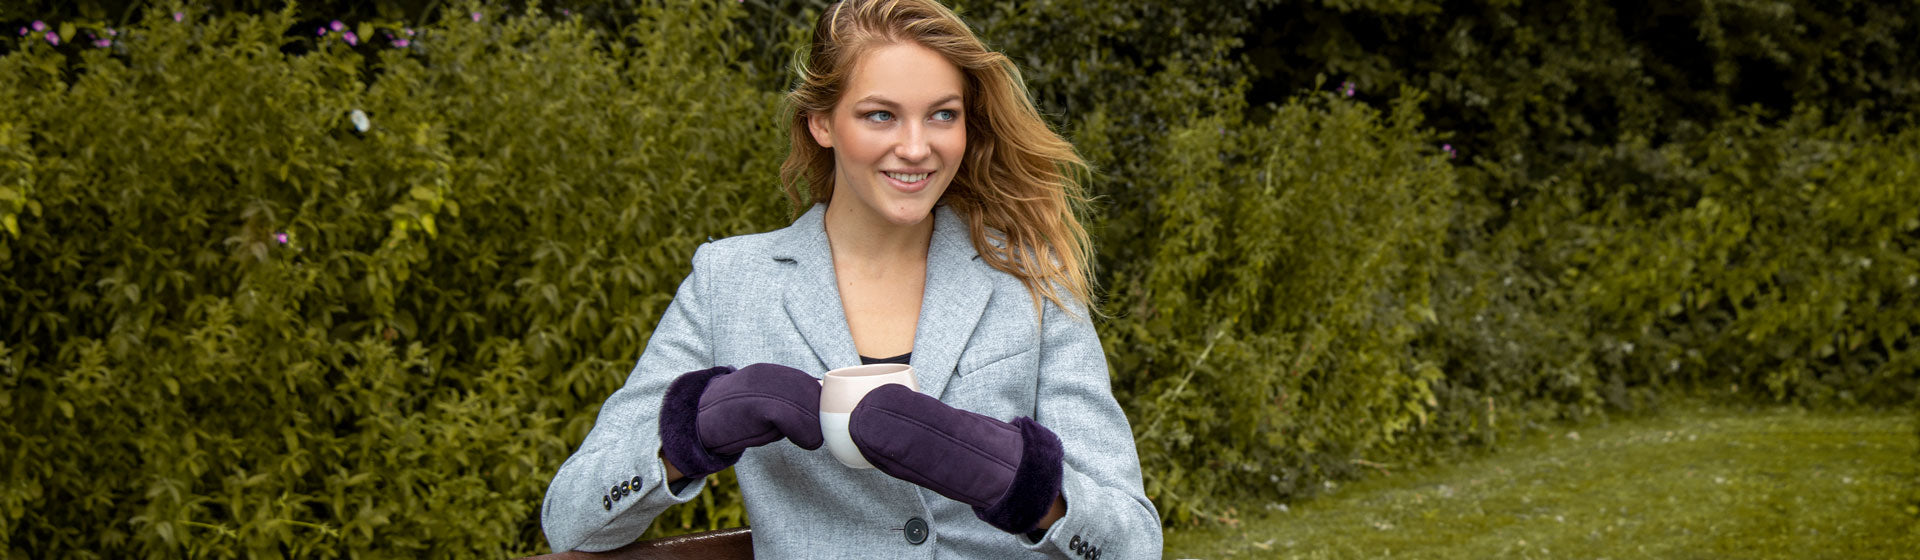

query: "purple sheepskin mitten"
(849, 384), (1065, 534)
(658, 364), (824, 480)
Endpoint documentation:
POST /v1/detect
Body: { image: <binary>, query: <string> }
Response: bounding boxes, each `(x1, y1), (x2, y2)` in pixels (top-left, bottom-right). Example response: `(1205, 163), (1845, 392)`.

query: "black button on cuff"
(1070, 534), (1098, 557)
(903, 517), (929, 545)
(603, 495), (612, 511)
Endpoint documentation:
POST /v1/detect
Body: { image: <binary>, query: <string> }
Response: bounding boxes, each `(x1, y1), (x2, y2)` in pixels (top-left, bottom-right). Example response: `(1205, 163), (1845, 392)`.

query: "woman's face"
(809, 41), (967, 227)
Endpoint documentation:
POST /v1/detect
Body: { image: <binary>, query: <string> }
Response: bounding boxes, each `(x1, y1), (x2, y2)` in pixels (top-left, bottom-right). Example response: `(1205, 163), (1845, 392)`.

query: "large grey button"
(903, 517), (928, 545)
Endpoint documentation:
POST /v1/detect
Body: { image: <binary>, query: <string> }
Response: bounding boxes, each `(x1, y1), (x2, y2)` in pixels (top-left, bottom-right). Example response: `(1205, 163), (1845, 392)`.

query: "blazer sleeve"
(541, 243), (718, 552)
(1022, 300), (1164, 559)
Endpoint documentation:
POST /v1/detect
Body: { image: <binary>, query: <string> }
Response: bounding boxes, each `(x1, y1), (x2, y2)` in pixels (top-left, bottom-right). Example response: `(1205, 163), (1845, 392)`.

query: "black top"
(859, 351), (912, 365)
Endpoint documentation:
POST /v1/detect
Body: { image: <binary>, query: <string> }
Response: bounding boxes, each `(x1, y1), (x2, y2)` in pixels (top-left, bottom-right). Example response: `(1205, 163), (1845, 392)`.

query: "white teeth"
(886, 172), (930, 183)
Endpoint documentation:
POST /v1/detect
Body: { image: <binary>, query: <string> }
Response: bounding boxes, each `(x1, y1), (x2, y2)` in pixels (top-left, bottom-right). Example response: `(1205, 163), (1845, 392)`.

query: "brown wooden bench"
(522, 527), (752, 560)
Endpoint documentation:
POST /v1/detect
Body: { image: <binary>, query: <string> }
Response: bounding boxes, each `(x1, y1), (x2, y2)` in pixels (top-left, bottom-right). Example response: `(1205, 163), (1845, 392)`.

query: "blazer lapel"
(776, 205), (861, 374)
(911, 206), (992, 400)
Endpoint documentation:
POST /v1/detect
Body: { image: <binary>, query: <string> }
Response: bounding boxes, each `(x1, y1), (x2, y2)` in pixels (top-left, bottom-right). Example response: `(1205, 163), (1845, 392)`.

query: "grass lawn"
(1163, 402), (1919, 559)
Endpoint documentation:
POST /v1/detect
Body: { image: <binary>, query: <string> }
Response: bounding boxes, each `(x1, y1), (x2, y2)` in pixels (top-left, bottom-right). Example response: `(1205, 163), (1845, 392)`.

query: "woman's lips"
(883, 170), (933, 193)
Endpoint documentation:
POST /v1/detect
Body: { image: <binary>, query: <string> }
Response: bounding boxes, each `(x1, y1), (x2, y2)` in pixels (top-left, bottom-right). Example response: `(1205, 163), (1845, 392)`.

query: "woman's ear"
(808, 110), (834, 149)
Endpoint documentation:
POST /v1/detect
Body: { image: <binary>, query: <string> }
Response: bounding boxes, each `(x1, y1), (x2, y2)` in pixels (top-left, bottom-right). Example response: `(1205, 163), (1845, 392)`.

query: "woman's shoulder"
(690, 209), (826, 273)
(691, 230), (780, 274)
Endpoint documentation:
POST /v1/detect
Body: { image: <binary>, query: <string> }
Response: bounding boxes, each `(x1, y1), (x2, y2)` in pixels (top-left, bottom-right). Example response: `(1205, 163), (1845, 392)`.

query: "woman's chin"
(876, 190), (945, 227)
(881, 205), (936, 227)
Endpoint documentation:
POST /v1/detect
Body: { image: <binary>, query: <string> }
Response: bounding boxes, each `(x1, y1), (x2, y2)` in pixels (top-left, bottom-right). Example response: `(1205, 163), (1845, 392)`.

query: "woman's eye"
(863, 111), (894, 123)
(933, 109), (958, 122)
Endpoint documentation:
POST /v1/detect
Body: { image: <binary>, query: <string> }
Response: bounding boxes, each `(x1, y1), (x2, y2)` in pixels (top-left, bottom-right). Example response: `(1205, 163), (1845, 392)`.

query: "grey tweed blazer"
(541, 204), (1161, 558)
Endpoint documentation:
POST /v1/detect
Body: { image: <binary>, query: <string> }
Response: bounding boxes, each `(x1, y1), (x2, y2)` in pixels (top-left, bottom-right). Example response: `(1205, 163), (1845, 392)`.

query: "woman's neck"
(822, 200), (937, 267)
(823, 198), (934, 359)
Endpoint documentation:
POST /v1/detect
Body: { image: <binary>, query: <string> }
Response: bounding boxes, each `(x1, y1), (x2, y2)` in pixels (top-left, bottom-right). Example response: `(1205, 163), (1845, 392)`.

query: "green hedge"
(1087, 89), (1459, 523)
(1514, 109), (1920, 404)
(1234, 0), (1920, 181)
(1, 3), (784, 556)
(2, 1), (1915, 557)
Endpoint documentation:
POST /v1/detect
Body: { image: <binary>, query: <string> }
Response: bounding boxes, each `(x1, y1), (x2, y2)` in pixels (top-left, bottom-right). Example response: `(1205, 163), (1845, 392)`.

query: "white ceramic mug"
(819, 363), (919, 469)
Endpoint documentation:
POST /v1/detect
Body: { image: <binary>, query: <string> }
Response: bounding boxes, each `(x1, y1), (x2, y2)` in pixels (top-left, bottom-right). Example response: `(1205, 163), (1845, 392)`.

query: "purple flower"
(44, 31), (58, 46)
(16, 27), (25, 37)
(173, 12), (184, 22)
(343, 31), (358, 46)
(393, 38), (411, 48)
(471, 12), (482, 22)
(1442, 143), (1457, 158)
(106, 28), (117, 36)
(1343, 81), (1355, 97)
(94, 39), (111, 48)
(404, 28), (415, 36)
(31, 21), (45, 32)
(275, 232), (290, 245)
(317, 27), (326, 36)
(330, 20), (344, 32)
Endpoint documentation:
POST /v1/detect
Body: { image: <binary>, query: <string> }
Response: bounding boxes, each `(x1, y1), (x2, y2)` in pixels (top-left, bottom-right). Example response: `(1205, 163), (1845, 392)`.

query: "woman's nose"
(895, 124), (930, 161)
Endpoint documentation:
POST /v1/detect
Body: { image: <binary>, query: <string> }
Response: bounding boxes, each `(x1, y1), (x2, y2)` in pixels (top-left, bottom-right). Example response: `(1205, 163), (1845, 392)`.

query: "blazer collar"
(774, 203), (991, 399)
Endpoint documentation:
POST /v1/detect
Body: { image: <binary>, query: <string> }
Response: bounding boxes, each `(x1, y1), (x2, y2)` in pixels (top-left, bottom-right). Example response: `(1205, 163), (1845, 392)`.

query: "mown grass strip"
(1164, 403), (1920, 559)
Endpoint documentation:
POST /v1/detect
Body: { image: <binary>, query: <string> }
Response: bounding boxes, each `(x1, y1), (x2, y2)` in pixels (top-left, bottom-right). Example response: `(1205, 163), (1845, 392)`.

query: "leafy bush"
(1091, 88), (1458, 525)
(0, 2), (784, 556)
(1514, 109), (1920, 405)
(1236, 0), (1919, 184)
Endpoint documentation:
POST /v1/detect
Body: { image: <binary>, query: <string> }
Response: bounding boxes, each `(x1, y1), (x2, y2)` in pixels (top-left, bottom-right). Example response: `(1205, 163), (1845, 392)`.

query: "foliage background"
(1, 0), (1914, 556)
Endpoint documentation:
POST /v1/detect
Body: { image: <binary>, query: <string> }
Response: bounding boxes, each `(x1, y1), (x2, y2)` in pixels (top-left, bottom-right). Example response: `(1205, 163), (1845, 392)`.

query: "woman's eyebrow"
(853, 93), (964, 108)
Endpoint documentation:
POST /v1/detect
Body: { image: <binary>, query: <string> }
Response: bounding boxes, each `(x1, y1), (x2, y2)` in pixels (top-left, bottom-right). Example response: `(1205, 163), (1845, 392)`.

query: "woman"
(541, 1), (1158, 557)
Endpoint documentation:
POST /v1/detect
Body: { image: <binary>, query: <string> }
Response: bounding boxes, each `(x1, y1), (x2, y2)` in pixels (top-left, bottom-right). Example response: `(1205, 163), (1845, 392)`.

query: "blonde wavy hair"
(779, 0), (1097, 316)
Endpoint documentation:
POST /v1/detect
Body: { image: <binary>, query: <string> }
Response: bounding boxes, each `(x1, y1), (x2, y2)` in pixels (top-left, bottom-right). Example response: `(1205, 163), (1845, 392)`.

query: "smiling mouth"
(884, 171), (931, 183)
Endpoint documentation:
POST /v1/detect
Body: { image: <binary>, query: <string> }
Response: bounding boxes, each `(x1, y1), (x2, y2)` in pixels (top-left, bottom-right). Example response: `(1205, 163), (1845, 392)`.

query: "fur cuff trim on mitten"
(658, 366), (739, 479)
(974, 417), (1064, 534)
